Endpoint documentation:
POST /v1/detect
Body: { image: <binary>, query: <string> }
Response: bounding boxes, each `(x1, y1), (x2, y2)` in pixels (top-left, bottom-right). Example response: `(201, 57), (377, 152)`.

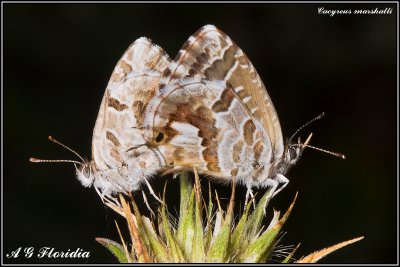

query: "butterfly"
(143, 25), (309, 198)
(31, 25), (343, 200)
(32, 37), (172, 198)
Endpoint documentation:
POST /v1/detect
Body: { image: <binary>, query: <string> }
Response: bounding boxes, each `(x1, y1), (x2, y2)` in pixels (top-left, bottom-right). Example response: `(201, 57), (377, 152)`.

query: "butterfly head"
(284, 142), (304, 167)
(30, 136), (96, 187)
(75, 161), (94, 188)
(275, 128), (346, 178)
(276, 133), (313, 176)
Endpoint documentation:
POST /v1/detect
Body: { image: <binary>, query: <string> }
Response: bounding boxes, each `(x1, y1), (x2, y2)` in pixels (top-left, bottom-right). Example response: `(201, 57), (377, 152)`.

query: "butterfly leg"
(142, 191), (156, 217)
(244, 186), (256, 210)
(94, 185), (106, 204)
(244, 187), (250, 209)
(95, 185), (120, 207)
(271, 174), (289, 198)
(142, 176), (163, 204)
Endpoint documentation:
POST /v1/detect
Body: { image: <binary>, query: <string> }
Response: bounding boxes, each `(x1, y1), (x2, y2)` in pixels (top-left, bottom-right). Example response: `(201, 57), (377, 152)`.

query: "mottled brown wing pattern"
(89, 37), (172, 195)
(92, 37), (171, 169)
(160, 25), (284, 159)
(32, 25), (298, 198)
(145, 80), (221, 174)
(145, 78), (274, 186)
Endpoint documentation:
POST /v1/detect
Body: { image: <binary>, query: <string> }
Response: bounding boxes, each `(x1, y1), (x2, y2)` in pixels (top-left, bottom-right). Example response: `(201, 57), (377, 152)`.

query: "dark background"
(3, 3), (397, 264)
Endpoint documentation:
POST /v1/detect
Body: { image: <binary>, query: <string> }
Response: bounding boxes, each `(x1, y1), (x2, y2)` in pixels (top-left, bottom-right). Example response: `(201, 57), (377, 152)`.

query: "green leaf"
(96, 238), (128, 263)
(178, 172), (192, 220)
(176, 172), (192, 244)
(141, 216), (170, 262)
(130, 197), (169, 262)
(239, 192), (299, 263)
(238, 226), (280, 263)
(191, 189), (205, 261)
(204, 182), (214, 252)
(118, 195), (150, 262)
(230, 197), (254, 258)
(246, 189), (272, 240)
(206, 216), (231, 262)
(161, 187), (186, 262)
(282, 243), (300, 263)
(101, 175), (362, 264)
(207, 186), (234, 263)
(129, 198), (151, 257)
(176, 173), (196, 260)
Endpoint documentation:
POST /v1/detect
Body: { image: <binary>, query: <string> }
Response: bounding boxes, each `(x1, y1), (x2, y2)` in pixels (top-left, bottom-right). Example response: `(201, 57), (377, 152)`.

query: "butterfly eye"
(82, 165), (91, 178)
(289, 146), (297, 160)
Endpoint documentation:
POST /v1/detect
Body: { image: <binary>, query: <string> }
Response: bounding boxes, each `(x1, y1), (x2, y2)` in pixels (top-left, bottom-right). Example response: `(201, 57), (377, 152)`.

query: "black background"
(3, 3), (397, 264)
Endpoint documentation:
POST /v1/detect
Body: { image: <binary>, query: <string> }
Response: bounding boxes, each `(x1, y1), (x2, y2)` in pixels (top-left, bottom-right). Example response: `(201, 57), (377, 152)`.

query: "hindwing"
(92, 37), (171, 172)
(145, 78), (274, 184)
(160, 25), (284, 158)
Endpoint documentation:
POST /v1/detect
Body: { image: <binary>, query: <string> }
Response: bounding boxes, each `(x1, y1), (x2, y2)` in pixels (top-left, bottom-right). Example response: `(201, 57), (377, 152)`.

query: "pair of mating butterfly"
(31, 25), (344, 201)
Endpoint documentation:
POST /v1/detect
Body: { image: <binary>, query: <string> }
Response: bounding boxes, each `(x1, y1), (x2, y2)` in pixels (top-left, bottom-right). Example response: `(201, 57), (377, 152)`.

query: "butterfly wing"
(160, 25), (284, 159)
(145, 79), (274, 183)
(92, 37), (171, 171)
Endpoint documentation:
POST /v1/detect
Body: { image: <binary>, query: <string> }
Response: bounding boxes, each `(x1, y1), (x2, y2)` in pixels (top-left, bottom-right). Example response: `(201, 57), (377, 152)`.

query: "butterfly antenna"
(47, 135), (85, 162)
(298, 143), (346, 159)
(293, 133), (345, 159)
(289, 112), (325, 143)
(29, 136), (86, 165)
(29, 158), (84, 166)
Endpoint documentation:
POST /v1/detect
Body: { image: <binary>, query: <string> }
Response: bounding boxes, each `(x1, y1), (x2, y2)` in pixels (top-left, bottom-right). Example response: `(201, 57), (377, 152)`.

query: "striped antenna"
(293, 133), (346, 159)
(290, 114), (346, 159)
(299, 144), (346, 159)
(29, 158), (84, 165)
(29, 136), (85, 165)
(289, 112), (325, 143)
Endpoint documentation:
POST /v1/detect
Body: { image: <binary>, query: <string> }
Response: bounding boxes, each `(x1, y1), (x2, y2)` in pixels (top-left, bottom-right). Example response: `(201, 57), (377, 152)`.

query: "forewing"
(92, 37), (171, 170)
(160, 25), (284, 157)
